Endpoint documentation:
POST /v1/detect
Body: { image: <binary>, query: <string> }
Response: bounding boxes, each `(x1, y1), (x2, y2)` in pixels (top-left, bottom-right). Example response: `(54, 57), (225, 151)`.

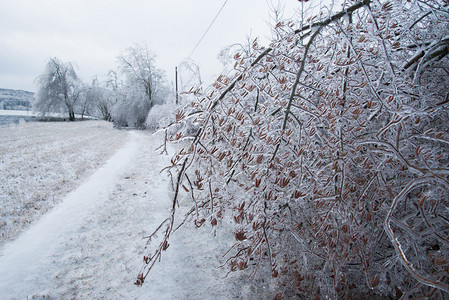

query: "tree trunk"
(69, 110), (75, 121)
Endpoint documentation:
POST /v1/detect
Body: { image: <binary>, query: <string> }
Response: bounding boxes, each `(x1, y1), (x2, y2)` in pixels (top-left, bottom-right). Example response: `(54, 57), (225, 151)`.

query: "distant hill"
(0, 88), (34, 111)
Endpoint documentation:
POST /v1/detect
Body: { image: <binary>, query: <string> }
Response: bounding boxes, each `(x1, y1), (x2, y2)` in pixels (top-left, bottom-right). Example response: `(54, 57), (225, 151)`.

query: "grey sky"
(0, 0), (299, 92)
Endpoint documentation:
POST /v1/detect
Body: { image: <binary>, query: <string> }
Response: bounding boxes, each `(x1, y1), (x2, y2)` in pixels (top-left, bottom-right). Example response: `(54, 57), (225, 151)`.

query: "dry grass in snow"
(0, 120), (128, 245)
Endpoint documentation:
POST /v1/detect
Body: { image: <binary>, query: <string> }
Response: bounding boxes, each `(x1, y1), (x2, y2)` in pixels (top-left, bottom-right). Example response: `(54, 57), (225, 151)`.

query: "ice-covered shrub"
(145, 93), (200, 135)
(138, 1), (449, 298)
(111, 89), (150, 129)
(145, 102), (178, 132)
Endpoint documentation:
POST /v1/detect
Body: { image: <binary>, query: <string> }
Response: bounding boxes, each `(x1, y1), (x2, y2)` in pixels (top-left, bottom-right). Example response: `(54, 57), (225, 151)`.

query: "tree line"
(33, 43), (170, 128)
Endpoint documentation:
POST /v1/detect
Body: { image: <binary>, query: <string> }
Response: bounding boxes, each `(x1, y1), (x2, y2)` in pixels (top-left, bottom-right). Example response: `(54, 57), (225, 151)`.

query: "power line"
(188, 0), (229, 59)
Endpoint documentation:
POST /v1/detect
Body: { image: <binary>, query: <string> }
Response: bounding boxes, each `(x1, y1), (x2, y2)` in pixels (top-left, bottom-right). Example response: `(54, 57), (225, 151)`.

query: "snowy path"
(0, 131), (263, 299)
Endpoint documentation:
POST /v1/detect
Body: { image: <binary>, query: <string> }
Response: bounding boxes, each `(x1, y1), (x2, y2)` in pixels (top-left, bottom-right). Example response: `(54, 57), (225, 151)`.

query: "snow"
(0, 121), (268, 299)
(0, 131), (139, 298)
(0, 109), (95, 120)
(0, 121), (128, 245)
(0, 109), (34, 116)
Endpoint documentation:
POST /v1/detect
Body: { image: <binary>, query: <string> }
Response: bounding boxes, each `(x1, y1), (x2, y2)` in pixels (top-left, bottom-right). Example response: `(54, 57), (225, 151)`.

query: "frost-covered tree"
(178, 58), (203, 90)
(111, 43), (169, 128)
(111, 85), (152, 128)
(118, 43), (165, 106)
(33, 57), (81, 121)
(94, 70), (123, 122)
(78, 78), (107, 119)
(94, 89), (115, 122)
(138, 0), (449, 298)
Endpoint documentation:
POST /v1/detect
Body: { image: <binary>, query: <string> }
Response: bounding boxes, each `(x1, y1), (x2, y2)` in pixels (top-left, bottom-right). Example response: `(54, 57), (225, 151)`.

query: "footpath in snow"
(0, 130), (268, 299)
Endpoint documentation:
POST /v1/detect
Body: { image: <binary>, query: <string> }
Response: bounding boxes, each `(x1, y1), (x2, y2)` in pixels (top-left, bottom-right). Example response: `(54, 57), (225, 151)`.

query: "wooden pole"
(175, 66), (179, 105)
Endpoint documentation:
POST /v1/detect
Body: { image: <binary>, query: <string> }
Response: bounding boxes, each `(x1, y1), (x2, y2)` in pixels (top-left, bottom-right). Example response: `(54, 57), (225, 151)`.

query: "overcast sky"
(0, 0), (301, 92)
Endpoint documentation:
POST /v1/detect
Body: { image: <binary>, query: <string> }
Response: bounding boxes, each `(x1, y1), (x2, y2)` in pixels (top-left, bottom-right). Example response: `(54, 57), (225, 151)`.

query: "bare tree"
(118, 43), (167, 108)
(112, 43), (169, 128)
(95, 70), (122, 121)
(178, 58), (203, 90)
(80, 78), (106, 120)
(33, 57), (81, 121)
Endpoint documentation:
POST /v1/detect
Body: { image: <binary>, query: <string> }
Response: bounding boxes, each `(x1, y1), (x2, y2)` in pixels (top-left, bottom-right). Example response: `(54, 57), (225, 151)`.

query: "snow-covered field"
(0, 110), (34, 116)
(0, 120), (129, 245)
(0, 110), (37, 126)
(0, 110), (94, 126)
(0, 121), (272, 299)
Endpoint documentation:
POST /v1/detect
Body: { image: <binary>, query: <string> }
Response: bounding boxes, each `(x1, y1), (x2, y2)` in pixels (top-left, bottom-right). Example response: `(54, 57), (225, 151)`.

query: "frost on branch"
(139, 1), (449, 298)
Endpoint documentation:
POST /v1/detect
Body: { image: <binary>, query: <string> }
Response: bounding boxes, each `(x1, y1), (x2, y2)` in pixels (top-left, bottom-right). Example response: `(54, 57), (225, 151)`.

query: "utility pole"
(175, 66), (179, 105)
